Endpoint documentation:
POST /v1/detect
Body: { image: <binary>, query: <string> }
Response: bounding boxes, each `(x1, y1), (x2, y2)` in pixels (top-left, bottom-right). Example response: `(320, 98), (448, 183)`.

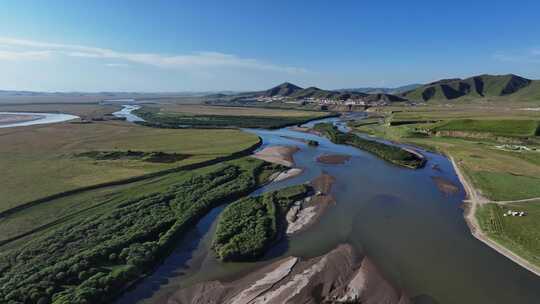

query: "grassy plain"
(476, 201), (540, 268)
(0, 120), (259, 212)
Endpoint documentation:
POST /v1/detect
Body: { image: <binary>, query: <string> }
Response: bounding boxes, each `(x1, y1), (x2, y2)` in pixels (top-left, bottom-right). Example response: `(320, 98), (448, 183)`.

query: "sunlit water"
(118, 115), (540, 304)
(112, 105), (145, 122)
(0, 112), (79, 128)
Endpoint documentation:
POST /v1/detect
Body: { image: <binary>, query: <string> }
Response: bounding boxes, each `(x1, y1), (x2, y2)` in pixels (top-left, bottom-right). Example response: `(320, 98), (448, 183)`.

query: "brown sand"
(431, 176), (459, 196)
(286, 173), (336, 234)
(168, 244), (409, 304)
(252, 145), (299, 167)
(316, 153), (351, 165)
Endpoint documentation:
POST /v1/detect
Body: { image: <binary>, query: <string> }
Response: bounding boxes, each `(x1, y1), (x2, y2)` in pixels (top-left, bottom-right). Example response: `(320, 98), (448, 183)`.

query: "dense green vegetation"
(313, 123), (424, 168)
(134, 107), (330, 129)
(433, 119), (539, 137)
(213, 184), (310, 261)
(476, 201), (540, 268)
(76, 150), (189, 163)
(0, 158), (280, 304)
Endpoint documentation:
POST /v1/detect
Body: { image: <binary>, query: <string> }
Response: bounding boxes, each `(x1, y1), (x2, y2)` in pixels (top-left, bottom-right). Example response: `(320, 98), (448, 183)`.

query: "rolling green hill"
(403, 74), (534, 102)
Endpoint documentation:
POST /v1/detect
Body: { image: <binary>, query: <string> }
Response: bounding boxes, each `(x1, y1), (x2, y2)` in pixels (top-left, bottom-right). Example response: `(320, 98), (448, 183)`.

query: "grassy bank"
(313, 122), (424, 169)
(0, 121), (259, 212)
(134, 105), (331, 129)
(213, 184), (310, 261)
(476, 201), (540, 269)
(0, 158), (280, 304)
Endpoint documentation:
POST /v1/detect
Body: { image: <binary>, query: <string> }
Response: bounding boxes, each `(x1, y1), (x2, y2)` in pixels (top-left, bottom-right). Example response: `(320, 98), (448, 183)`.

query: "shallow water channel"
(118, 114), (540, 304)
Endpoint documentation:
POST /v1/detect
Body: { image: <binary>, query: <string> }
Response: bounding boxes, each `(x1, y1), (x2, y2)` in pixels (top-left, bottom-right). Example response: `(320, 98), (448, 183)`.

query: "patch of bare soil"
(168, 244), (410, 304)
(316, 153), (351, 165)
(431, 176), (459, 196)
(252, 145), (299, 167)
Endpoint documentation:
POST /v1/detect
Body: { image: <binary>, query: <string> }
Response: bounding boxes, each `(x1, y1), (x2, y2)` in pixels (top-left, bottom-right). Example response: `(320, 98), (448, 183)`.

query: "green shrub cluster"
(0, 159), (278, 304)
(134, 108), (324, 129)
(76, 150), (189, 163)
(313, 123), (424, 168)
(213, 184), (309, 261)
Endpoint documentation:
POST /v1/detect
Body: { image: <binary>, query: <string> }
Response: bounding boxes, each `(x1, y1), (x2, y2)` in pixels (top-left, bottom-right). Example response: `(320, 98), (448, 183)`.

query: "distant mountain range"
(250, 74), (540, 103)
(338, 84), (422, 95)
(402, 74), (540, 102)
(258, 82), (407, 102)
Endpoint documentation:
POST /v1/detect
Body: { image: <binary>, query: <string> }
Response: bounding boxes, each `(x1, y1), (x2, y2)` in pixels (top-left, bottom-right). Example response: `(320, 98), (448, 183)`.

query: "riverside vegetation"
(133, 106), (333, 129)
(313, 122), (425, 168)
(0, 158), (282, 304)
(213, 184), (310, 261)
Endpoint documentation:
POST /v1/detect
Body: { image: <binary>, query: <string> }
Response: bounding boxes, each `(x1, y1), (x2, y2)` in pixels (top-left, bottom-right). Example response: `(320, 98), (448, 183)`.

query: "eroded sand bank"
(252, 145), (299, 167)
(168, 244), (410, 304)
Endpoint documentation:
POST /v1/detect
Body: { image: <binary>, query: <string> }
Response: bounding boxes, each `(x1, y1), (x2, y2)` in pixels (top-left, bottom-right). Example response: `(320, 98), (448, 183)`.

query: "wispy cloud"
(105, 63), (130, 68)
(492, 47), (540, 64)
(0, 37), (306, 73)
(0, 49), (51, 61)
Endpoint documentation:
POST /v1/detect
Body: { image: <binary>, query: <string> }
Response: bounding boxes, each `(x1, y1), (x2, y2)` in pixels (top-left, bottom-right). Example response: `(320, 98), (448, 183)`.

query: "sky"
(0, 0), (539, 92)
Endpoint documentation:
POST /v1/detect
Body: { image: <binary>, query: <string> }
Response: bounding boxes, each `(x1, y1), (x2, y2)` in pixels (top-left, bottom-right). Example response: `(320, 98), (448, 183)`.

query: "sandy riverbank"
(252, 145), (299, 167)
(286, 173), (336, 234)
(450, 156), (540, 277)
(168, 244), (410, 304)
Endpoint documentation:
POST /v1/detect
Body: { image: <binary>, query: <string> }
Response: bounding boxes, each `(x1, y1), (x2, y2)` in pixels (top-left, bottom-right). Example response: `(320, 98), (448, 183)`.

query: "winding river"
(117, 111), (540, 304)
(0, 112), (79, 128)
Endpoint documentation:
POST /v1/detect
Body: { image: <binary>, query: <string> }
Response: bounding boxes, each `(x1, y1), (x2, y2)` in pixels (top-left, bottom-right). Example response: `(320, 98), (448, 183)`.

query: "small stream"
(116, 109), (540, 304)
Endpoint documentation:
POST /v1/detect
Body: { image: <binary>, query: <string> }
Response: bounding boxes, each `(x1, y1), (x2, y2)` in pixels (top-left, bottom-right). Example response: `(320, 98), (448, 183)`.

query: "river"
(117, 111), (540, 304)
(0, 111), (79, 128)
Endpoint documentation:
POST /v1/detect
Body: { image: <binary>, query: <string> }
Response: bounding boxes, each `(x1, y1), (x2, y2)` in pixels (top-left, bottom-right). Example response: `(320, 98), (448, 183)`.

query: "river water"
(118, 113), (540, 304)
(0, 112), (79, 128)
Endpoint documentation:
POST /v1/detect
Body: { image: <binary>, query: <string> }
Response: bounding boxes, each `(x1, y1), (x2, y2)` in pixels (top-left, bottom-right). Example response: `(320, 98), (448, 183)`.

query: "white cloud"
(0, 50), (51, 61)
(493, 48), (540, 64)
(0, 37), (305, 73)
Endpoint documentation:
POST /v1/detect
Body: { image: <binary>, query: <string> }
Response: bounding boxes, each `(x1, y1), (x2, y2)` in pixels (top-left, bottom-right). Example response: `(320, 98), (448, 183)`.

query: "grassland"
(433, 119), (539, 137)
(476, 201), (540, 269)
(213, 184), (309, 261)
(0, 157), (280, 304)
(134, 105), (331, 129)
(0, 120), (259, 213)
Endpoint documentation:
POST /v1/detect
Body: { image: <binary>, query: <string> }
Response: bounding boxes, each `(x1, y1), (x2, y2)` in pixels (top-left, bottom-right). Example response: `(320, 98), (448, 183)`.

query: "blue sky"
(0, 0), (539, 92)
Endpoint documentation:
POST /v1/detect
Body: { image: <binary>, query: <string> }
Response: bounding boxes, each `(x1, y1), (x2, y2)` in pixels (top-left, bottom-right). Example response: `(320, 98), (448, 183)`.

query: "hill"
(260, 83), (404, 102)
(264, 82), (303, 97)
(339, 84), (422, 94)
(403, 74), (534, 102)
